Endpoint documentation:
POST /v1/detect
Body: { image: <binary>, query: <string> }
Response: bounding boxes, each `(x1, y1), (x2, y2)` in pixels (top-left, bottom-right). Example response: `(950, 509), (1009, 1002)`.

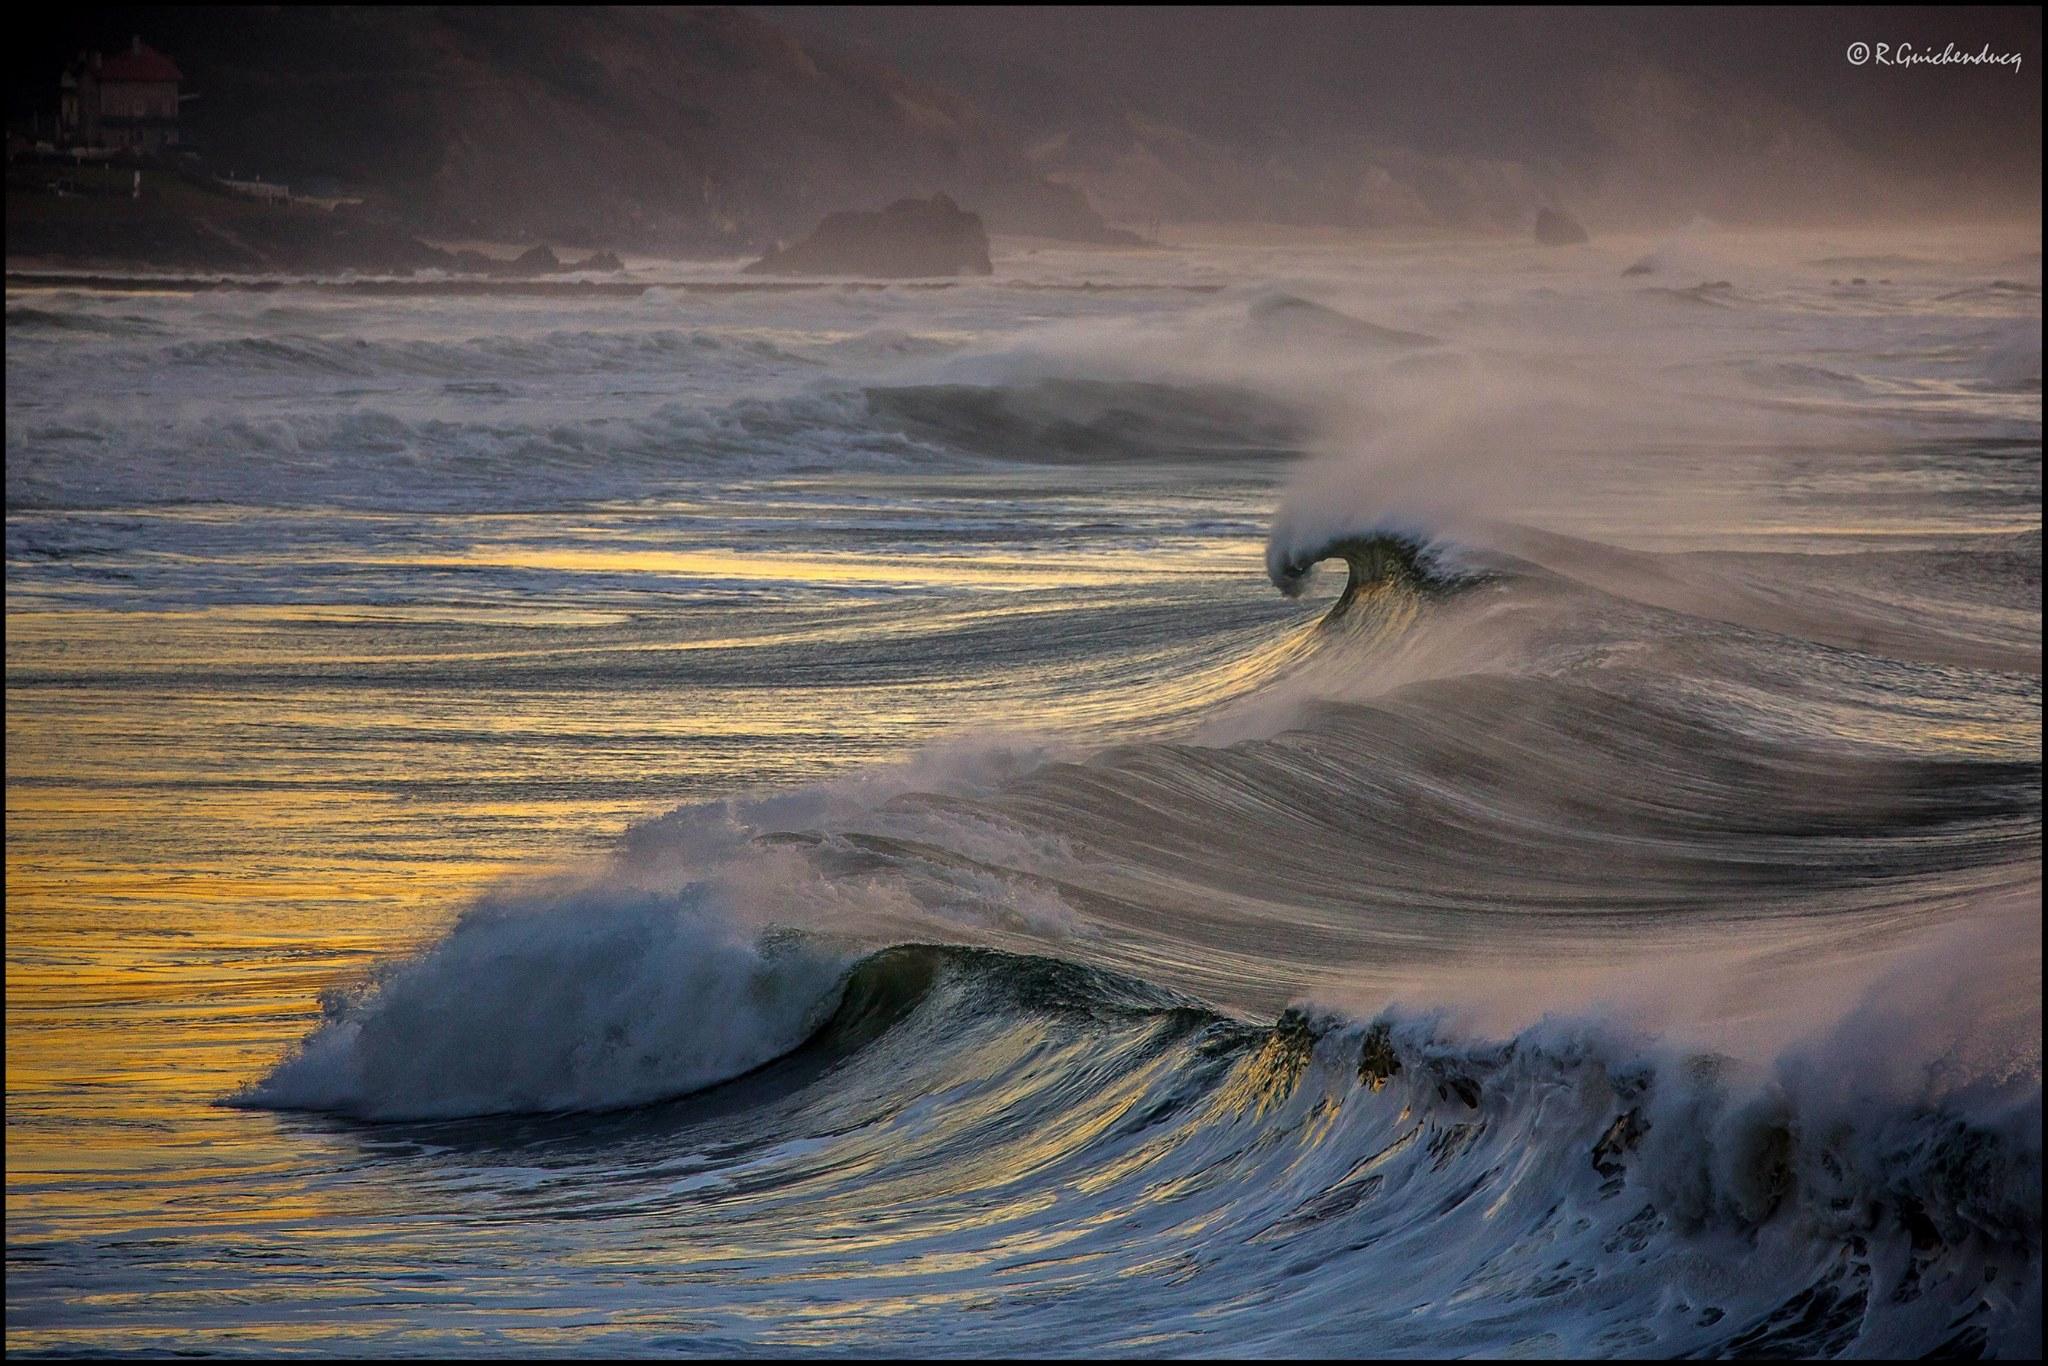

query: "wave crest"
(1265, 523), (1484, 615)
(231, 888), (849, 1121)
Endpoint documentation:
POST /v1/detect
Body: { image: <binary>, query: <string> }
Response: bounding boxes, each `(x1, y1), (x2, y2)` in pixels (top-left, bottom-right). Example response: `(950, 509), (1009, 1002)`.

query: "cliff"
(12, 6), (1134, 258)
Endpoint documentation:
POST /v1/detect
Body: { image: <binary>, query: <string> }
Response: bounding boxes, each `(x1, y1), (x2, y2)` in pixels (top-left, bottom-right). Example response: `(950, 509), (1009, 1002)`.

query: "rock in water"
(745, 195), (993, 277)
(1533, 207), (1590, 246)
(511, 243), (562, 273)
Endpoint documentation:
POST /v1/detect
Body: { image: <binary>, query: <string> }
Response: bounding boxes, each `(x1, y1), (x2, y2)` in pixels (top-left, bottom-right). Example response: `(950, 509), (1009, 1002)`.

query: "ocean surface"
(5, 226), (2041, 1357)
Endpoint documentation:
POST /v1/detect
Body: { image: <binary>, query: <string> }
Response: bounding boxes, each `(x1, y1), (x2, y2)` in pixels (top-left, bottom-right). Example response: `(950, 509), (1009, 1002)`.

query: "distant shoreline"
(2, 269), (1228, 296)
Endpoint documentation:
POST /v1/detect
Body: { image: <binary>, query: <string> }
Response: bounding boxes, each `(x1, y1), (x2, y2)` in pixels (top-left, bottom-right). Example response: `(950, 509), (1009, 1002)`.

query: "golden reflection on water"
(5, 526), (1290, 1251)
(450, 543), (1234, 590)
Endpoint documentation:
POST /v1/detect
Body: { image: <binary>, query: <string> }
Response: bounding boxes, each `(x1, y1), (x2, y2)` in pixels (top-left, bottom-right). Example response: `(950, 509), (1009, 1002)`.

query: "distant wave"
(153, 328), (816, 379)
(864, 377), (1308, 464)
(1637, 280), (1742, 308)
(6, 370), (1314, 511)
(4, 305), (168, 336)
(1937, 280), (2042, 305)
(1244, 292), (1442, 350)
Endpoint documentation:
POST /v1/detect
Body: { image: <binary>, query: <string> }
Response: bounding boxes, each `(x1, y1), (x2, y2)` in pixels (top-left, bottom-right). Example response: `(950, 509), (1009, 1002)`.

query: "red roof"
(98, 45), (181, 84)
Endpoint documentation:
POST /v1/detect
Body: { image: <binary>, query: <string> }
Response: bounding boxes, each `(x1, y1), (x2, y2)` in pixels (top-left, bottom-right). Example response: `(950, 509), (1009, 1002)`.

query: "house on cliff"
(61, 38), (183, 152)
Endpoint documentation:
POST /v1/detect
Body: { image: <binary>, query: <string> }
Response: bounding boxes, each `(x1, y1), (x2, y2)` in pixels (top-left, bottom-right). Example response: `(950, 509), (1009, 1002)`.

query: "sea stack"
(1533, 207), (1590, 246)
(745, 194), (994, 278)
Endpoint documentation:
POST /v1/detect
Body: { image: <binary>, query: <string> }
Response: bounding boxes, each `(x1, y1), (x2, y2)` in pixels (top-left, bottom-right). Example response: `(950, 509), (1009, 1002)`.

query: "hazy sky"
(15, 6), (2040, 232)
(771, 6), (2042, 207)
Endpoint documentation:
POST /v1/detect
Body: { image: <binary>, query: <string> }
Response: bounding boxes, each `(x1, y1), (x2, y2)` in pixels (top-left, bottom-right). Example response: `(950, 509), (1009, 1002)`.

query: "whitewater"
(5, 225), (2041, 1357)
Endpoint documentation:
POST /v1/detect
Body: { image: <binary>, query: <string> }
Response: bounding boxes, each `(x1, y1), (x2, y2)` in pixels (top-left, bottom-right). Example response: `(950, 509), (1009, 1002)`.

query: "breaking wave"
(240, 918), (2040, 1357)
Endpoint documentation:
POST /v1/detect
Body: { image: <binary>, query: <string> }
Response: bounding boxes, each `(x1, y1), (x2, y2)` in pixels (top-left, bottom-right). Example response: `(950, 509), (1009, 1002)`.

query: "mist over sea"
(6, 225), (2041, 1356)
